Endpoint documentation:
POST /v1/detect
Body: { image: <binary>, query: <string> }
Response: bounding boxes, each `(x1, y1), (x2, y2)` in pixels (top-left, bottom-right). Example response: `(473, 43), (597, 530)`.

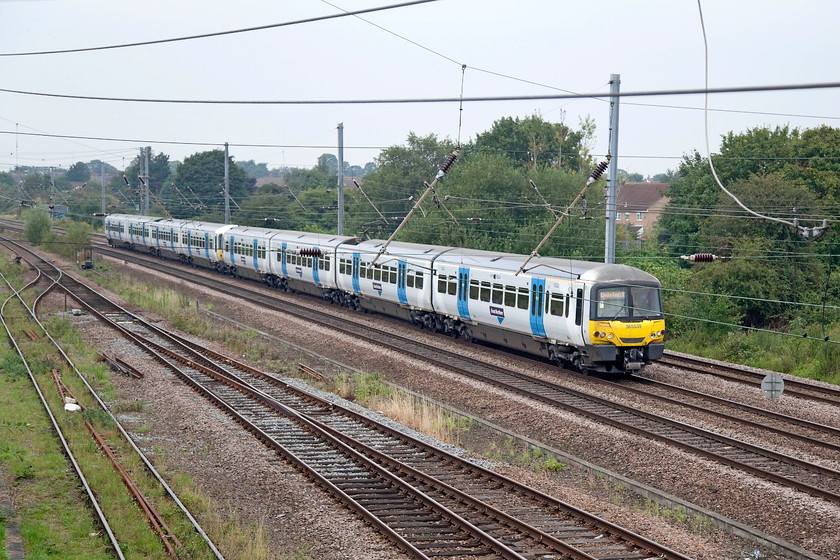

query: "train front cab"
(582, 281), (665, 372)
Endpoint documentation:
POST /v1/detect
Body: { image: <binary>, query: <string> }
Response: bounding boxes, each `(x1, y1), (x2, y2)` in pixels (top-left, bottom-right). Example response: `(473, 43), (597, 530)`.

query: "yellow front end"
(589, 318), (665, 347)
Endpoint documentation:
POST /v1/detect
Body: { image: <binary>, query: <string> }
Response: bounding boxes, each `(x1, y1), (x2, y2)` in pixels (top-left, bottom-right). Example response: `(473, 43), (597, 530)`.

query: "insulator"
(439, 151), (459, 174)
(681, 253), (717, 263)
(589, 159), (610, 182)
(123, 175), (129, 185)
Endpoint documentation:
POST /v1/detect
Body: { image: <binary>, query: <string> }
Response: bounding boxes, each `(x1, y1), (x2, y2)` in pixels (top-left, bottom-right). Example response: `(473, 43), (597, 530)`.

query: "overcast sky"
(2, 0), (838, 179)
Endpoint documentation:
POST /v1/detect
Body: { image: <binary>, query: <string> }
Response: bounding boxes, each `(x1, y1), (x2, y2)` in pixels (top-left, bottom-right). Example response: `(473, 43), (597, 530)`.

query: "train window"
(389, 269), (397, 284)
(504, 286), (516, 307)
(492, 283), (503, 305)
(437, 275), (448, 293)
(448, 278), (457, 296)
(339, 260), (346, 275)
(374, 266), (381, 281)
(549, 293), (564, 316)
(306, 257), (313, 268)
(407, 273), (414, 288)
(479, 281), (491, 302)
(415, 274), (423, 290)
(469, 279), (479, 300)
(574, 288), (584, 326)
(517, 287), (529, 310)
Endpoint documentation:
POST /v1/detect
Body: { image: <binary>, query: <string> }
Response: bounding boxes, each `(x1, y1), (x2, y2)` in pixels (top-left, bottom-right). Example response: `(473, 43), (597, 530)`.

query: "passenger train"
(104, 213), (665, 373)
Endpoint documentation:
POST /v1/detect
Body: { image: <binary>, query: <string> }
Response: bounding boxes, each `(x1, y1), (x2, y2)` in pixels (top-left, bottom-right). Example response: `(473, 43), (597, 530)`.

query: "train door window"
(469, 279), (479, 300)
(549, 293), (564, 316)
(574, 288), (584, 326)
(517, 287), (529, 310)
(448, 276), (457, 296)
(565, 293), (571, 317)
(492, 283), (503, 305)
(545, 291), (551, 315)
(479, 281), (491, 302)
(504, 286), (516, 307)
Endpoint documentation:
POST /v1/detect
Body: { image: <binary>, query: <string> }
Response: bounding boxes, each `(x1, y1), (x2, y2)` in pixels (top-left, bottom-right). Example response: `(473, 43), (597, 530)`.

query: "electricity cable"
(696, 0), (827, 237)
(2, 81), (839, 105)
(0, 1), (438, 57)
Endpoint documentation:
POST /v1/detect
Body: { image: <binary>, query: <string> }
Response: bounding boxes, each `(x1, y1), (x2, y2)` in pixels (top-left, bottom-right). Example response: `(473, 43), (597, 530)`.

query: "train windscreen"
(592, 284), (662, 320)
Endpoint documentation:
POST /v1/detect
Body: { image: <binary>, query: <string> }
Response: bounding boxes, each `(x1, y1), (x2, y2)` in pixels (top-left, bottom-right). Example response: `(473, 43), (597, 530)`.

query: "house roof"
(616, 182), (668, 212)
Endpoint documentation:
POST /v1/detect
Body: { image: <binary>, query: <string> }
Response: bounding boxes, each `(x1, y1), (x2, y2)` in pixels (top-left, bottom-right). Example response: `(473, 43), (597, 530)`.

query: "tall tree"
(66, 161), (90, 182)
(164, 150), (248, 218)
(471, 113), (590, 172)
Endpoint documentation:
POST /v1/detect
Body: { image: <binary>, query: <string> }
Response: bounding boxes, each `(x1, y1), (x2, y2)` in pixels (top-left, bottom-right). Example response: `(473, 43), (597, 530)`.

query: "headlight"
(607, 333), (614, 340)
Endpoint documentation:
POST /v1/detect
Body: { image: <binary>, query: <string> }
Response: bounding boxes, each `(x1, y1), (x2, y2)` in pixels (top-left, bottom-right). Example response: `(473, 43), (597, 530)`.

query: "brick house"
(615, 182), (669, 243)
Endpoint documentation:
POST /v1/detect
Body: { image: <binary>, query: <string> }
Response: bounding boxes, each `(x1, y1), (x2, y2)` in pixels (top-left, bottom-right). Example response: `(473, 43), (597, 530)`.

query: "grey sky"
(2, 0), (837, 177)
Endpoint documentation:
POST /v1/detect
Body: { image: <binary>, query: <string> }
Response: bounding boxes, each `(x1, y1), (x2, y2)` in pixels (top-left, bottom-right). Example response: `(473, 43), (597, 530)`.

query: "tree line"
(3, 117), (840, 379)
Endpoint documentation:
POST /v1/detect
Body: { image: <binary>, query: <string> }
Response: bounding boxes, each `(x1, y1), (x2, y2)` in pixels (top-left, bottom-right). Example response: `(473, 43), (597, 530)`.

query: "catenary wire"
(2, 82), (840, 105)
(0, 1), (439, 57)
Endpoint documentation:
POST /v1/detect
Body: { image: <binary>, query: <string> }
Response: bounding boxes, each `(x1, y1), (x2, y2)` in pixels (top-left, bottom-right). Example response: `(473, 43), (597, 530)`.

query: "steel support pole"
(605, 74), (620, 263)
(224, 142), (230, 224)
(337, 123), (345, 235)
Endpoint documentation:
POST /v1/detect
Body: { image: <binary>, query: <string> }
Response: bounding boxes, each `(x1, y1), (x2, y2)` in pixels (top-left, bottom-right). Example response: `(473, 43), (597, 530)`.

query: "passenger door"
(529, 277), (547, 338)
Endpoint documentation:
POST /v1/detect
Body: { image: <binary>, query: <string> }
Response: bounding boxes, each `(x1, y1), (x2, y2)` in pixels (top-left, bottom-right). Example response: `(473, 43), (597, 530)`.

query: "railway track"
(0, 238), (224, 560)
(91, 244), (840, 507)
(657, 352), (840, 407)
(3, 237), (692, 559)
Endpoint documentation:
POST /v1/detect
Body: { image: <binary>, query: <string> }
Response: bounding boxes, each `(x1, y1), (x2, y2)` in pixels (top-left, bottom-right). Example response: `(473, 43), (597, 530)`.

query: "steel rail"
(0, 269), (126, 560)
(658, 352), (840, 406)
(0, 237), (227, 560)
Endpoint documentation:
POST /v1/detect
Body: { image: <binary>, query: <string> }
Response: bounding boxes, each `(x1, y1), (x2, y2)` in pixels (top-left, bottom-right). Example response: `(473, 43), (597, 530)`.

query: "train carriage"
(432, 250), (665, 372)
(218, 225), (277, 281)
(105, 214), (155, 250)
(174, 220), (236, 266)
(268, 231), (359, 297)
(334, 240), (450, 321)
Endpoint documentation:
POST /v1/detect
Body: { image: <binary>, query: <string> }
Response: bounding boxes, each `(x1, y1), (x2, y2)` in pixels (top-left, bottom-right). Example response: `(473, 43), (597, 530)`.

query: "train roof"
(349, 239), (455, 260)
(435, 247), (659, 284)
(226, 225), (360, 248)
